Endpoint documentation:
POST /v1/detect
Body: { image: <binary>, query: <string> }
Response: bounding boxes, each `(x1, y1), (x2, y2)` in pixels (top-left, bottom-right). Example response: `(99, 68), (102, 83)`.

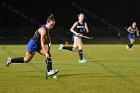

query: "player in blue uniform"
(126, 22), (139, 50)
(6, 14), (59, 77)
(59, 13), (89, 63)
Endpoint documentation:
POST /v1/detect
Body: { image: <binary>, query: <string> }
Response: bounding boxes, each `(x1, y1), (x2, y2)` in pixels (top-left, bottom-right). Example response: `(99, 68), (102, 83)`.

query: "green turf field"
(0, 45), (140, 93)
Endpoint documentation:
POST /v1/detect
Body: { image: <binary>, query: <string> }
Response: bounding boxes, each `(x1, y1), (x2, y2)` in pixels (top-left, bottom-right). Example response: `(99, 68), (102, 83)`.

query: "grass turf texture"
(0, 45), (140, 93)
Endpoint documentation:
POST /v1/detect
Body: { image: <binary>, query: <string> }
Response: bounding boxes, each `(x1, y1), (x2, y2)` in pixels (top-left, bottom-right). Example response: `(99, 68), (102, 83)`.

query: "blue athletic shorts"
(128, 34), (135, 39)
(26, 39), (41, 53)
(72, 34), (76, 41)
(72, 34), (82, 41)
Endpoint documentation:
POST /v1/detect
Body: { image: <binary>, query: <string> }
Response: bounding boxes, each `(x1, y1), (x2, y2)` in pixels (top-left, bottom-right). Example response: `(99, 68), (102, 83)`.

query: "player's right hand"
(46, 53), (49, 58)
(75, 33), (80, 36)
(130, 32), (134, 34)
(76, 33), (83, 37)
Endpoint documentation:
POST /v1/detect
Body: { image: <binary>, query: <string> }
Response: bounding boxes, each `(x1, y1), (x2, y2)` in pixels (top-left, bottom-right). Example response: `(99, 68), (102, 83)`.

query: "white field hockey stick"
(77, 34), (93, 39)
(80, 35), (93, 39)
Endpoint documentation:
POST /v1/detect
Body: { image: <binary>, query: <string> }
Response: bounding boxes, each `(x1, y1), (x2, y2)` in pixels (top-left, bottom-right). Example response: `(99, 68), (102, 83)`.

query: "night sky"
(0, 0), (140, 28)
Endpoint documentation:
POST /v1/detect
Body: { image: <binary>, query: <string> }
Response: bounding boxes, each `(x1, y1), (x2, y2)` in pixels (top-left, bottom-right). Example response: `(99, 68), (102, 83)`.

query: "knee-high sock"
(46, 58), (52, 72)
(11, 57), (24, 63)
(128, 44), (134, 48)
(63, 46), (73, 51)
(78, 50), (83, 60)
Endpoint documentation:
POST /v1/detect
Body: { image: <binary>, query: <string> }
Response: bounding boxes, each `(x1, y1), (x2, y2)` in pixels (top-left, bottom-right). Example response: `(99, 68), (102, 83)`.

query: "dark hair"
(47, 14), (55, 23)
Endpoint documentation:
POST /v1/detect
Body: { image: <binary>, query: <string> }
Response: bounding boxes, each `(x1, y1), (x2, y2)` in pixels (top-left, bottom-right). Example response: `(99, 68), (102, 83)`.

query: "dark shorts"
(128, 34), (135, 39)
(26, 39), (41, 53)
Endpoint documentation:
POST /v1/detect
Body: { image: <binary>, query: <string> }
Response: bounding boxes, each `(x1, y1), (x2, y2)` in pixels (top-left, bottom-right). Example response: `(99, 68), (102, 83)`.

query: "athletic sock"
(129, 44), (133, 48)
(128, 44), (133, 48)
(46, 58), (52, 72)
(11, 57), (24, 63)
(63, 46), (73, 51)
(78, 50), (83, 60)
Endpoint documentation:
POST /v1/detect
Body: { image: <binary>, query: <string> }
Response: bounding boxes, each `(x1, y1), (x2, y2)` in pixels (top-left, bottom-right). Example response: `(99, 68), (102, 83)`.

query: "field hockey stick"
(77, 34), (93, 39)
(80, 35), (93, 39)
(47, 44), (51, 57)
(45, 44), (50, 79)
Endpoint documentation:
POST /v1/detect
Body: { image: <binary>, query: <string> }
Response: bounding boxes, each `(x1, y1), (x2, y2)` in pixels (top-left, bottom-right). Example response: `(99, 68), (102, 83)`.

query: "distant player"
(59, 13), (89, 63)
(126, 22), (139, 50)
(6, 14), (59, 77)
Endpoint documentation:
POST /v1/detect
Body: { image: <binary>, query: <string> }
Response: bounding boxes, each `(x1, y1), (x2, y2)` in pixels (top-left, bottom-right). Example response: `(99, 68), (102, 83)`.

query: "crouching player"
(6, 14), (59, 78)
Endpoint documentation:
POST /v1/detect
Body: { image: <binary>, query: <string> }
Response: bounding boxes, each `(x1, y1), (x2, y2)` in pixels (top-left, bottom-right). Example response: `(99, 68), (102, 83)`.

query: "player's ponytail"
(47, 14), (55, 23)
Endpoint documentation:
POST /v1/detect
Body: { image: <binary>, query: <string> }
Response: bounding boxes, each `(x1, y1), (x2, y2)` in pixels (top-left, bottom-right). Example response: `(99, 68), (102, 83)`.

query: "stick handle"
(81, 35), (93, 39)
(47, 45), (51, 57)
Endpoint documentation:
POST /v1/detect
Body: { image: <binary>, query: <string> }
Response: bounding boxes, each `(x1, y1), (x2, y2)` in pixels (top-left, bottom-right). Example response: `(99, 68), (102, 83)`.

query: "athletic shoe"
(6, 57), (11, 67)
(126, 45), (132, 51)
(129, 48), (132, 51)
(47, 70), (59, 76)
(79, 59), (87, 63)
(58, 44), (64, 52)
(126, 45), (129, 50)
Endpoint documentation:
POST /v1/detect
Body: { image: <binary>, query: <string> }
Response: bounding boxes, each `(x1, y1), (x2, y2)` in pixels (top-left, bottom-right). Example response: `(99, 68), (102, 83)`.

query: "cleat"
(129, 48), (132, 51)
(47, 70), (59, 77)
(79, 59), (87, 63)
(126, 45), (129, 50)
(58, 44), (64, 52)
(6, 57), (11, 67)
(126, 45), (132, 51)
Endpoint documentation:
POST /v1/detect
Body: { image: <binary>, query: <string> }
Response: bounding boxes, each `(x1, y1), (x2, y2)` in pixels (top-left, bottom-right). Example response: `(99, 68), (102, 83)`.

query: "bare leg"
(128, 39), (135, 49)
(37, 49), (46, 56)
(72, 40), (78, 51)
(6, 52), (35, 66)
(74, 37), (83, 50)
(24, 52), (35, 63)
(74, 37), (84, 61)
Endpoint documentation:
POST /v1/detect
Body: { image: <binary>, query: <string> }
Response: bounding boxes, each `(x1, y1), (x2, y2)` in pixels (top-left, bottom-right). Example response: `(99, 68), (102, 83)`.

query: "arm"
(127, 27), (133, 33)
(136, 27), (139, 36)
(39, 28), (49, 58)
(84, 22), (89, 33)
(70, 22), (79, 36)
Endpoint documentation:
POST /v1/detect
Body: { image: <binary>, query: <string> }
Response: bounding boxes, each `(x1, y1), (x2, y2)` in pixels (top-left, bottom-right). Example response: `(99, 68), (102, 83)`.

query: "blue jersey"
(26, 25), (49, 53)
